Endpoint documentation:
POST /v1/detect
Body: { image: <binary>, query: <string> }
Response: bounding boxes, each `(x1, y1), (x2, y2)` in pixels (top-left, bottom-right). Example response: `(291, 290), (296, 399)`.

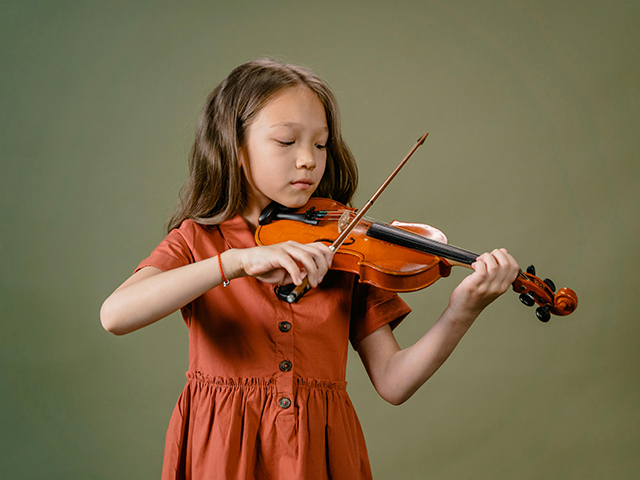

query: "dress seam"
(186, 371), (347, 391)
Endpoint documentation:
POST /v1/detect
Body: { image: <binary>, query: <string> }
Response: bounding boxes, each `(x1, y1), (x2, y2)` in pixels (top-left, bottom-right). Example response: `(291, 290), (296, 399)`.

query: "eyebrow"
(269, 121), (329, 133)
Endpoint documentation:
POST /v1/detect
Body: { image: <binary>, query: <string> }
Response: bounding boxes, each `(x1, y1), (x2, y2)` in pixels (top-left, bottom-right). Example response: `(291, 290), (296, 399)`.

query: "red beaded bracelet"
(217, 253), (230, 287)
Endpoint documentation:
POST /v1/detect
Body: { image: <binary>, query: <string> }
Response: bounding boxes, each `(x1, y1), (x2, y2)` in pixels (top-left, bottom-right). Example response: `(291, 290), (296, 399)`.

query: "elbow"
(384, 393), (410, 407)
(388, 396), (407, 407)
(100, 298), (128, 336)
(377, 386), (413, 406)
(368, 368), (417, 405)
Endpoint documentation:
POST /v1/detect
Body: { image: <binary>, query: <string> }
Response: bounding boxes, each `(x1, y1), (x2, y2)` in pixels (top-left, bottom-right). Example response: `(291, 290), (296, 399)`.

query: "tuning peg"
(519, 292), (536, 307)
(543, 278), (556, 292)
(536, 305), (551, 323)
(526, 265), (536, 275)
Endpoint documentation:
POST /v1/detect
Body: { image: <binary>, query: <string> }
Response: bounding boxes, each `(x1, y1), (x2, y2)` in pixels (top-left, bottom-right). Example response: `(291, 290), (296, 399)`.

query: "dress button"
(278, 397), (291, 409)
(279, 360), (292, 372)
(278, 321), (292, 332)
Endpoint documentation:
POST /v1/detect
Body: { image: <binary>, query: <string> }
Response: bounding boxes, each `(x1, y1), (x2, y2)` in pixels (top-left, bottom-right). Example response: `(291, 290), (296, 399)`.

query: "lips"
(291, 178), (314, 189)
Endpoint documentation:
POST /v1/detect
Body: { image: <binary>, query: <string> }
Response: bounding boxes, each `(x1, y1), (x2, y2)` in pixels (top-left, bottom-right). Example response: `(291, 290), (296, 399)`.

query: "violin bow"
(280, 133), (429, 303)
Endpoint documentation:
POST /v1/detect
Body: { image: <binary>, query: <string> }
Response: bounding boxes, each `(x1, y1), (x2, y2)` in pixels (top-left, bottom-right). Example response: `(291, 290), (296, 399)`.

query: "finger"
(282, 242), (328, 287)
(474, 252), (498, 281)
(241, 244), (314, 285)
(308, 242), (334, 280)
(503, 249), (520, 282)
(471, 252), (505, 295)
(288, 244), (322, 287)
(485, 251), (500, 278)
(317, 242), (334, 266)
(486, 251), (509, 291)
(292, 242), (335, 287)
(491, 248), (520, 287)
(471, 254), (488, 282)
(274, 252), (306, 285)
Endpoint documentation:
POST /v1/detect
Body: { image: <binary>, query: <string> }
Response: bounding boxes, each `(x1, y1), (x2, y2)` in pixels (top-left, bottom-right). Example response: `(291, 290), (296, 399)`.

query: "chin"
(282, 200), (308, 209)
(270, 186), (318, 209)
(279, 195), (313, 209)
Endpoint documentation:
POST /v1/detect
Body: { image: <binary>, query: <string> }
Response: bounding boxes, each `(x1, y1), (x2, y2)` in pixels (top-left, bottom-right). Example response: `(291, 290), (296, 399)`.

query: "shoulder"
(172, 219), (221, 244)
(168, 218), (235, 262)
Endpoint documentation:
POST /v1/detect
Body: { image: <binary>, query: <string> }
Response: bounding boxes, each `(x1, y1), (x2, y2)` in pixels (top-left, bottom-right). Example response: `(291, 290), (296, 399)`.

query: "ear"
(237, 146), (246, 169)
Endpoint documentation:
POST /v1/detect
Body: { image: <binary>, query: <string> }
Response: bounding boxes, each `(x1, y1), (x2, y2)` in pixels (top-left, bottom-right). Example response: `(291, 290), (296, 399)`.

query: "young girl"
(101, 59), (519, 479)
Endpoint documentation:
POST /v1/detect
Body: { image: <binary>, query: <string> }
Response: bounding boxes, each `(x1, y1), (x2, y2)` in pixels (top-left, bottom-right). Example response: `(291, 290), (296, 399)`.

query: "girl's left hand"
(448, 248), (520, 318)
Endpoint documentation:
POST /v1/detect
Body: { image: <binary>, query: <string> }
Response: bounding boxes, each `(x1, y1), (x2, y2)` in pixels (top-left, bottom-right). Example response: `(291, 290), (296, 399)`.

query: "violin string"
(317, 210), (375, 223)
(318, 211), (530, 279)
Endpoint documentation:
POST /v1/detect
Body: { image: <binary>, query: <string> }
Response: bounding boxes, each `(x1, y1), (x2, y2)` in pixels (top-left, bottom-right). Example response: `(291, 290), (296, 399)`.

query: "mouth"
(291, 178), (314, 189)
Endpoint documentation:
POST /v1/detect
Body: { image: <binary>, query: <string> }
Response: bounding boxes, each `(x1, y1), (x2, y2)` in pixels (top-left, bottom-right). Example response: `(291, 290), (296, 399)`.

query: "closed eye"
(276, 140), (294, 146)
(315, 144), (326, 150)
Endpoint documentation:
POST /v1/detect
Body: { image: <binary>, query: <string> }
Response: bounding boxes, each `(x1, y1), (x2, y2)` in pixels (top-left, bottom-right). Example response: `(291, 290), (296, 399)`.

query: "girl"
(101, 59), (519, 479)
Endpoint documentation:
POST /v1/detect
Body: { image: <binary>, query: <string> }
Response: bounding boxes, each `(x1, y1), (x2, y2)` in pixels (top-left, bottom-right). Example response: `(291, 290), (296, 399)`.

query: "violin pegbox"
(513, 265), (578, 322)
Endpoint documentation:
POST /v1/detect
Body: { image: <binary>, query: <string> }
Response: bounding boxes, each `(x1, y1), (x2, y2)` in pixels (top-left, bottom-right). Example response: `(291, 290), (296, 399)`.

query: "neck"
(241, 201), (268, 234)
(241, 213), (259, 234)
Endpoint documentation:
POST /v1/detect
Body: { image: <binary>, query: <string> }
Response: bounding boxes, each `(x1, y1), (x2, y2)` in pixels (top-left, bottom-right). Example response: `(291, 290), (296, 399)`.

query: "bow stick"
(280, 133), (429, 303)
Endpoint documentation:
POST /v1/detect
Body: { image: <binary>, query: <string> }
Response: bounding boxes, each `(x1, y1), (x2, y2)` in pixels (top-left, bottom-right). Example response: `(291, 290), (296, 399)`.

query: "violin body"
(256, 197), (454, 292)
(255, 197), (578, 321)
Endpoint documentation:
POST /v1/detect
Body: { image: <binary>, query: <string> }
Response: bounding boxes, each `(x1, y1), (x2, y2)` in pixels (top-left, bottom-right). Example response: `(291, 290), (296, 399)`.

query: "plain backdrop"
(1, 1), (639, 478)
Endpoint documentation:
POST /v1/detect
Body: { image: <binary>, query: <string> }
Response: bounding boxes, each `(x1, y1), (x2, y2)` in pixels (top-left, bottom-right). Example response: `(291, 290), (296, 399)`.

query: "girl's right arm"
(100, 242), (333, 335)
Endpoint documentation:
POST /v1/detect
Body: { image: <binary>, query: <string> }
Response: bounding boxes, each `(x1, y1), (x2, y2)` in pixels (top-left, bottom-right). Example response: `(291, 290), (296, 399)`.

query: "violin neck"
(366, 222), (478, 268)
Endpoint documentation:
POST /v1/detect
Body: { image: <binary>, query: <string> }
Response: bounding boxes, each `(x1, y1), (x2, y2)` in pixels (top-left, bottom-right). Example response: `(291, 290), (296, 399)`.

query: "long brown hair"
(167, 59), (358, 233)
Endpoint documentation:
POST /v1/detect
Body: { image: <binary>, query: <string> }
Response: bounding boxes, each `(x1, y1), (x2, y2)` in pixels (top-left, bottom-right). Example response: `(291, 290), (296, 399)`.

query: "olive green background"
(2, 1), (638, 478)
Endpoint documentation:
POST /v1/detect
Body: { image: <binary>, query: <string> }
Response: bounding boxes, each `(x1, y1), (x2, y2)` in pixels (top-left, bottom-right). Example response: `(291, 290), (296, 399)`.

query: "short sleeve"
(134, 228), (195, 273)
(349, 282), (412, 349)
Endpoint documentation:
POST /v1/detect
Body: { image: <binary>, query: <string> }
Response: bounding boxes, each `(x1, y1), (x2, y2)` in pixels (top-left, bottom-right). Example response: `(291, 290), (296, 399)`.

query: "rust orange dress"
(136, 216), (411, 479)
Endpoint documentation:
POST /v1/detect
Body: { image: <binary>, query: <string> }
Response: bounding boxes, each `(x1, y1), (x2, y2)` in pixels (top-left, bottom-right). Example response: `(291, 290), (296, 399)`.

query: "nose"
(295, 144), (317, 170)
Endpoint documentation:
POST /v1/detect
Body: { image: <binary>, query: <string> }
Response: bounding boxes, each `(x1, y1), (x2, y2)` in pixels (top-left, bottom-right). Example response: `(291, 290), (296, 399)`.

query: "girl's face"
(239, 85), (328, 224)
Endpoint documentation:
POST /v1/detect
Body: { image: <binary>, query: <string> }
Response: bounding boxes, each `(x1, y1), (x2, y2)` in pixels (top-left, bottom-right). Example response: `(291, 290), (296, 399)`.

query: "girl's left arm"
(356, 248), (519, 406)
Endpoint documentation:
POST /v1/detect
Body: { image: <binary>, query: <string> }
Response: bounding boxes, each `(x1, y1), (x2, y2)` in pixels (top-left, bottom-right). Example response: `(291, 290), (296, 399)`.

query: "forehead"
(253, 86), (328, 130)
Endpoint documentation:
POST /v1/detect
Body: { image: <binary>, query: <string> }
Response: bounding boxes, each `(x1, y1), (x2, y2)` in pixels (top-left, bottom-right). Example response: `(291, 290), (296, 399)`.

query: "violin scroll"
(512, 264), (578, 322)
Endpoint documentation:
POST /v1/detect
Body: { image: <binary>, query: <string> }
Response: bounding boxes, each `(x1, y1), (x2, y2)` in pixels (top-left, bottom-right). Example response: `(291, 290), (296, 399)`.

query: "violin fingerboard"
(366, 223), (478, 265)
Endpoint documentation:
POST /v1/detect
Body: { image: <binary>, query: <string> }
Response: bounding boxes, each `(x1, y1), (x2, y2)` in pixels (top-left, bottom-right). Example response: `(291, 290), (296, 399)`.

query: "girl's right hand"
(224, 241), (334, 288)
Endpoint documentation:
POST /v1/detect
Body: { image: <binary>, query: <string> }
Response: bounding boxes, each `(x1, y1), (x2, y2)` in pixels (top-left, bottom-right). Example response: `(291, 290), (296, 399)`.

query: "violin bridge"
(338, 210), (352, 233)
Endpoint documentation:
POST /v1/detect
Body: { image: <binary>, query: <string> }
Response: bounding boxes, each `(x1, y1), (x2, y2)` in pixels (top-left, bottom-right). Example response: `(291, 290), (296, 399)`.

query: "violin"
(255, 133), (578, 322)
(255, 197), (577, 322)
